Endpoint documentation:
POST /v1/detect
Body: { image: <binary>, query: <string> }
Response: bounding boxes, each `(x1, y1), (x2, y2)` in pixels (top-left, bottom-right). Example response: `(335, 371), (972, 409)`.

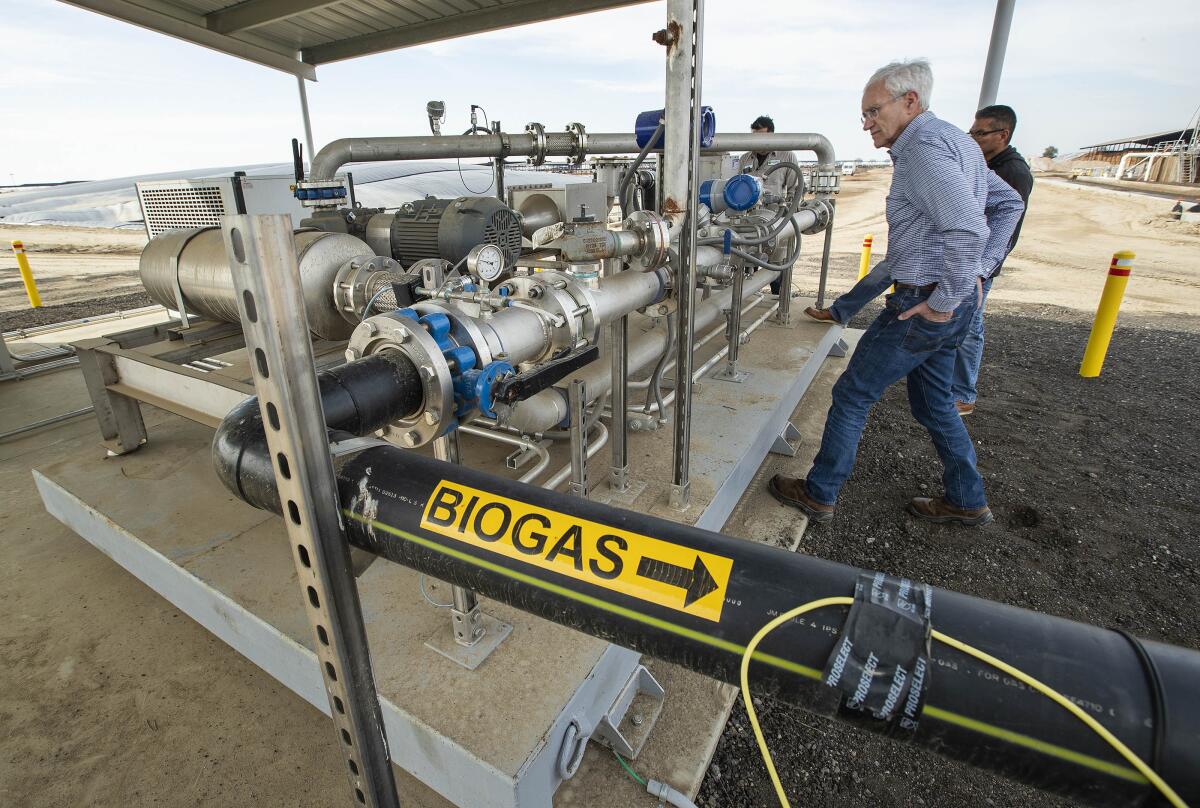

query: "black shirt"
(987, 146), (1034, 276)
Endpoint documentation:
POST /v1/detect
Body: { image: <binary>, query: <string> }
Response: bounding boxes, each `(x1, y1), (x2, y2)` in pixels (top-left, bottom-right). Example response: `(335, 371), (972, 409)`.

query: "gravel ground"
(0, 290), (154, 332)
(696, 300), (1200, 808)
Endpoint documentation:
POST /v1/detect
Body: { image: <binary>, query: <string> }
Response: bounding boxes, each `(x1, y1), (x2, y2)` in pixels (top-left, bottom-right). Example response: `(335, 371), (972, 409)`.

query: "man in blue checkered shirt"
(769, 59), (1024, 527)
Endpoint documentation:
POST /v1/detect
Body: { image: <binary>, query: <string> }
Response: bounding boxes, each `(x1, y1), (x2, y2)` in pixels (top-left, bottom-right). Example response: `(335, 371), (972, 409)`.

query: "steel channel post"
(814, 203), (836, 310)
(668, 0), (705, 511)
(434, 432), (485, 646)
(609, 310), (629, 493)
(569, 379), (589, 498)
(221, 214), (399, 808)
(725, 261), (745, 372)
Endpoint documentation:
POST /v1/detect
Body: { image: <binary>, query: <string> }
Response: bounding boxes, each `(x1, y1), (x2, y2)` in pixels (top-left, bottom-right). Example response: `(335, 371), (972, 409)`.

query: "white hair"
(866, 59), (933, 111)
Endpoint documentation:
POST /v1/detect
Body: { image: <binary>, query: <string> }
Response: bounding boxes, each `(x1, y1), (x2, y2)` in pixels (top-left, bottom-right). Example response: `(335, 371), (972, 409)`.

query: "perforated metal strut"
(221, 214), (400, 808)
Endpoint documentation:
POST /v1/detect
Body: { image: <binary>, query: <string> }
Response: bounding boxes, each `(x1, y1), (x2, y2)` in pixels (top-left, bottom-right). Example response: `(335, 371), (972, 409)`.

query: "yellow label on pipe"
(420, 479), (734, 622)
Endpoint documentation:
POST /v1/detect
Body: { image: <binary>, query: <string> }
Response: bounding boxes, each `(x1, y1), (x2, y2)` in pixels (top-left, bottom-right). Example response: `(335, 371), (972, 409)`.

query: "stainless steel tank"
(139, 227), (377, 340)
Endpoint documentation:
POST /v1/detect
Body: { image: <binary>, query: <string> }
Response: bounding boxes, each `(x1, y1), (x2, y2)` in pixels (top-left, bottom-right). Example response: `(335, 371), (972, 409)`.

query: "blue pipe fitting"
(698, 175), (762, 215)
(473, 361), (515, 419)
(634, 106), (716, 150)
(419, 311), (452, 348)
(395, 308), (514, 422)
(722, 174), (762, 211)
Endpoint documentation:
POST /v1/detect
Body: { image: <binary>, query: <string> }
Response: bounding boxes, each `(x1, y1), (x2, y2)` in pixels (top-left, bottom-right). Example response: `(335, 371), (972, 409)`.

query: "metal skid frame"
(61, 219), (667, 807)
(72, 315), (350, 454)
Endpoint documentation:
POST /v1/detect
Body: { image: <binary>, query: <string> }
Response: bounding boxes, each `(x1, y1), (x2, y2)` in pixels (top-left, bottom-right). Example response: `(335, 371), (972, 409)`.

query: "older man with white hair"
(769, 59), (1024, 527)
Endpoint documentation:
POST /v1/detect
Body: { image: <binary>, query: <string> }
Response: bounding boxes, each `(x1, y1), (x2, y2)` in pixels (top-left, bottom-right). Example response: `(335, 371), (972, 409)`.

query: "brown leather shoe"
(804, 306), (838, 324)
(907, 497), (993, 527)
(768, 475), (835, 523)
(955, 401), (975, 416)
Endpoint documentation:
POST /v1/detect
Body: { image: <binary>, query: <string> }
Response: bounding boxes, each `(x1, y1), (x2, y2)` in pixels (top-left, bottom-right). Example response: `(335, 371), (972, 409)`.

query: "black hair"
(750, 115), (775, 132)
(975, 104), (1016, 135)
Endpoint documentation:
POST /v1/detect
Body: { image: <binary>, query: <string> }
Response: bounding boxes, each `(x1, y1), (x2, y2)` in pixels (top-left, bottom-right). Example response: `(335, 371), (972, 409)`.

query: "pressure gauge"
(467, 243), (506, 283)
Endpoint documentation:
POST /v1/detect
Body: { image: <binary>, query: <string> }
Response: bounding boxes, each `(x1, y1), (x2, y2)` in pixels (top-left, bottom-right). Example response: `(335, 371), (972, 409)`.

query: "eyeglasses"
(861, 93), (906, 123)
(969, 128), (1006, 139)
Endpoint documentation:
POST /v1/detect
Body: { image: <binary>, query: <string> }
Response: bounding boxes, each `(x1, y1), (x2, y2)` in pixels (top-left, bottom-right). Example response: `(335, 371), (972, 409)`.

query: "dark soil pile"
(1, 291), (155, 332)
(697, 302), (1200, 807)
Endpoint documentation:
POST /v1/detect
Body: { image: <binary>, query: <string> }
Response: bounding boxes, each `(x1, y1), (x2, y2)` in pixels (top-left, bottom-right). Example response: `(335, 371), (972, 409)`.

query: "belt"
(892, 282), (937, 293)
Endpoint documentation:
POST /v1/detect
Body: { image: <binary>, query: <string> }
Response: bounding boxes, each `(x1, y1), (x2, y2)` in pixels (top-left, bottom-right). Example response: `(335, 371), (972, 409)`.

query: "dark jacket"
(987, 146), (1034, 276)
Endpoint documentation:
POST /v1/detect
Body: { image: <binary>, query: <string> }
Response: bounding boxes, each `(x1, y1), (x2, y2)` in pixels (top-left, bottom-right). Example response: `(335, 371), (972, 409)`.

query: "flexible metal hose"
(619, 121), (665, 219)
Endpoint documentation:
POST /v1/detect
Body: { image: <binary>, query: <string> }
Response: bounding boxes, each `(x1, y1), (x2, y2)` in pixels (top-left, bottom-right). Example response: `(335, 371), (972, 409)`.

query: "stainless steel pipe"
(309, 133), (836, 183)
(503, 269), (778, 434)
(139, 227), (376, 340)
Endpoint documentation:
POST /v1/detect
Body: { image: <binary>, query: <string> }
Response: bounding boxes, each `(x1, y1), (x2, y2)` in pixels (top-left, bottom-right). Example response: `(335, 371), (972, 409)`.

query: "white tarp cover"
(0, 161), (588, 229)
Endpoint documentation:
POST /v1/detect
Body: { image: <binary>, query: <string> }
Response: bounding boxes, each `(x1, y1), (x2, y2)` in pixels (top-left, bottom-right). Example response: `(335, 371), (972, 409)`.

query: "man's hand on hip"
(898, 300), (952, 323)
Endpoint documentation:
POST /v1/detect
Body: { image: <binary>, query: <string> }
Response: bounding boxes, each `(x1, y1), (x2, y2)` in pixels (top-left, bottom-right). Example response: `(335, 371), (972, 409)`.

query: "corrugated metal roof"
(60, 0), (654, 78)
(1079, 128), (1193, 150)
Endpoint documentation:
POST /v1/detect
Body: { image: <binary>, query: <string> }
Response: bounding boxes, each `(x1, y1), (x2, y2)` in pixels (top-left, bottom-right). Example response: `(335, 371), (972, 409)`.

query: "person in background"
(955, 104), (1033, 414)
(768, 59), (1024, 527)
(739, 116), (800, 295)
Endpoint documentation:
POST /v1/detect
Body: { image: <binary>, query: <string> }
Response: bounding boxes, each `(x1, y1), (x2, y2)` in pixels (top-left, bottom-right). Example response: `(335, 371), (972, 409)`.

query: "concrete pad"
(17, 304), (852, 807)
(35, 420), (631, 808)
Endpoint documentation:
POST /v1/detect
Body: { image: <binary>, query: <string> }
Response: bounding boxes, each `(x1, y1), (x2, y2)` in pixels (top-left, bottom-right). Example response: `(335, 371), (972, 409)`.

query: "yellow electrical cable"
(740, 597), (854, 808)
(740, 597), (1189, 808)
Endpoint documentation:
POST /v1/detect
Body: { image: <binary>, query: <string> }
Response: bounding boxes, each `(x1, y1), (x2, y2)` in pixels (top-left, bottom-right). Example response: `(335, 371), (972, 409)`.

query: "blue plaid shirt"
(878, 111), (1024, 312)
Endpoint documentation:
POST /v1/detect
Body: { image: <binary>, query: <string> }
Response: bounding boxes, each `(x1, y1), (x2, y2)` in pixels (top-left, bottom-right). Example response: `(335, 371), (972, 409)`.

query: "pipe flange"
(525, 122), (547, 166)
(347, 312), (455, 448)
(801, 199), (834, 235)
(625, 210), (670, 270)
(333, 254), (402, 323)
(565, 122), (588, 166)
(520, 273), (584, 357)
(558, 275), (601, 344)
(409, 300), (494, 366)
(538, 271), (587, 345)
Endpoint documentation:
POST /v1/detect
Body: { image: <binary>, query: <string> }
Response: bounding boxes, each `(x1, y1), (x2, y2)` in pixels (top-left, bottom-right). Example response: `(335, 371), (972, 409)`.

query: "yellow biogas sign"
(420, 480), (733, 622)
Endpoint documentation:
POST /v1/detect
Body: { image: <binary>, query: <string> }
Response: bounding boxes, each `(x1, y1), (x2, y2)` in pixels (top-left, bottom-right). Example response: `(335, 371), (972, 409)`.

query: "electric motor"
(386, 196), (522, 269)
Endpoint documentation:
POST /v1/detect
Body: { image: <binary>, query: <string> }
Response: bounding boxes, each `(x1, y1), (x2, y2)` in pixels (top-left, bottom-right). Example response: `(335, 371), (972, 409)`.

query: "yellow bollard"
(1080, 251), (1134, 377)
(11, 240), (43, 308)
(857, 234), (873, 280)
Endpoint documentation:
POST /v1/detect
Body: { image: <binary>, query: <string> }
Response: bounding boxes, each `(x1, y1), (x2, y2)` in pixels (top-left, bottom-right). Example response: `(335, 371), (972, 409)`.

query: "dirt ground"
(699, 301), (1200, 807)
(695, 171), (1200, 807)
(0, 224), (147, 320)
(3, 171), (1199, 807)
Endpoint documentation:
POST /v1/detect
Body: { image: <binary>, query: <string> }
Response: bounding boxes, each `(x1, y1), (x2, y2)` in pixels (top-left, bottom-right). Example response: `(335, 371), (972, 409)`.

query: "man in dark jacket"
(955, 104), (1033, 414)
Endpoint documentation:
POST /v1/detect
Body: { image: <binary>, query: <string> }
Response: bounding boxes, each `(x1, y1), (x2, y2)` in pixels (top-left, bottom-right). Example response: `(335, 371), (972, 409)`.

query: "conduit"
(504, 269), (779, 434)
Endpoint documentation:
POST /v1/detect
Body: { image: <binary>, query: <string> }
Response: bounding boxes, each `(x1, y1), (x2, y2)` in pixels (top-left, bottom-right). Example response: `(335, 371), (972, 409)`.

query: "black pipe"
(213, 352), (422, 513)
(211, 431), (1199, 807)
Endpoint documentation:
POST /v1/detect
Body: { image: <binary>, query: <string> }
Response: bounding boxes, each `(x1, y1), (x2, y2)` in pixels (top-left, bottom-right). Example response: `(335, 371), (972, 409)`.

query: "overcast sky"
(1, 0), (1195, 184)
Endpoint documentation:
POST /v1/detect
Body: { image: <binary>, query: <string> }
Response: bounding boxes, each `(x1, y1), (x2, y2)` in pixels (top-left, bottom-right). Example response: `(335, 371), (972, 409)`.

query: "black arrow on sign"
(635, 554), (719, 607)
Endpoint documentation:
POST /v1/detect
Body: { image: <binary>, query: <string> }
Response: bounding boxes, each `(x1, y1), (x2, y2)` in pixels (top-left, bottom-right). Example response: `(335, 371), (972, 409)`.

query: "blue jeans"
(829, 263), (892, 324)
(951, 276), (993, 404)
(806, 287), (987, 510)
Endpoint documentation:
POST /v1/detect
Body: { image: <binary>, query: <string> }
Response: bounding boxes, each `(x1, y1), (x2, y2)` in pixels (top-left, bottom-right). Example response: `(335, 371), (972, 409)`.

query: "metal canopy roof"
(1079, 128), (1193, 150)
(61, 0), (653, 79)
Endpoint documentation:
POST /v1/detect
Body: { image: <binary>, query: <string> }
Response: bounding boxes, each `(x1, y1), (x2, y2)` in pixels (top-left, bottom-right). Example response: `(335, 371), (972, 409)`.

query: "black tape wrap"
(823, 572), (933, 732)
